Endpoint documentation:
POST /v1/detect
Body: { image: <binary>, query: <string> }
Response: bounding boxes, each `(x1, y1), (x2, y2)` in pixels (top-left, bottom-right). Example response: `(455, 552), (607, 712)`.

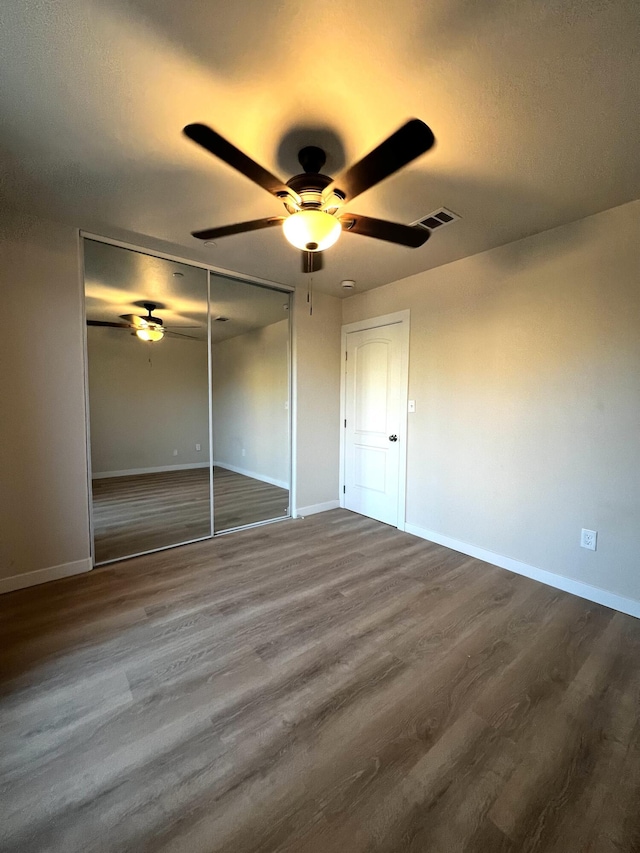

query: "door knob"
(388, 434), (398, 442)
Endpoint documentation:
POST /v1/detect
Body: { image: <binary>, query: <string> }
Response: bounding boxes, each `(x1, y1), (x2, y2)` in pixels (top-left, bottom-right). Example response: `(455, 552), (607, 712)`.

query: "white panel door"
(344, 323), (403, 526)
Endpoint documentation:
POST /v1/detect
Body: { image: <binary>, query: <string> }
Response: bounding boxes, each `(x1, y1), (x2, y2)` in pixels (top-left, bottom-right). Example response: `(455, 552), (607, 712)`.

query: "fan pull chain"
(308, 276), (313, 316)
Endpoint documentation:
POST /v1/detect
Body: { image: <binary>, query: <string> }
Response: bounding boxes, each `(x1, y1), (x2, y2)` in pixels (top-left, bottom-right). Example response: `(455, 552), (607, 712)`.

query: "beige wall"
(87, 327), (210, 475)
(293, 288), (343, 512)
(211, 320), (290, 487)
(343, 199), (640, 603)
(0, 217), (91, 585)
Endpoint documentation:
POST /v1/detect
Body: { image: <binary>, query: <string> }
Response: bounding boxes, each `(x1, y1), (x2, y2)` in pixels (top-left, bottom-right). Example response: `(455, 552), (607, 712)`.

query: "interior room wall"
(211, 319), (289, 488)
(342, 199), (640, 607)
(0, 216), (91, 590)
(87, 328), (210, 476)
(293, 289), (343, 514)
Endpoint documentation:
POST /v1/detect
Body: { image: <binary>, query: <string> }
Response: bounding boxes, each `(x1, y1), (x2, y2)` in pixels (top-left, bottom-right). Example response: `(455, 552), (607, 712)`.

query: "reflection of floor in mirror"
(212, 466), (290, 534)
(92, 467), (289, 563)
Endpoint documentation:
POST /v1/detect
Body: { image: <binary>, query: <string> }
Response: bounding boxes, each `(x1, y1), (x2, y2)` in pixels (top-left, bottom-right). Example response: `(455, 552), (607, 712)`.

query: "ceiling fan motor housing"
(142, 302), (164, 326)
(286, 172), (332, 209)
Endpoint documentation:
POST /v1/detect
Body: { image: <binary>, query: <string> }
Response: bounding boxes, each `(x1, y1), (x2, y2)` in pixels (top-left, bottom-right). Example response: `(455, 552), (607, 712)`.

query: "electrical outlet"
(241, 448), (246, 457)
(580, 529), (597, 551)
(195, 443), (201, 451)
(172, 449), (178, 457)
(408, 400), (416, 413)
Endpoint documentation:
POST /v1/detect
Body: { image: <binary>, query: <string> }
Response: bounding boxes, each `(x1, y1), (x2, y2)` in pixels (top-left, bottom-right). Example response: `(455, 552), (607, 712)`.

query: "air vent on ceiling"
(413, 207), (460, 231)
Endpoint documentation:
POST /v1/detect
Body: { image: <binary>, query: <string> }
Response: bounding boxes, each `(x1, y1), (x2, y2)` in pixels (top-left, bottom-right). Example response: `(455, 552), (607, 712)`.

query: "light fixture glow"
(282, 209), (341, 252)
(136, 323), (164, 342)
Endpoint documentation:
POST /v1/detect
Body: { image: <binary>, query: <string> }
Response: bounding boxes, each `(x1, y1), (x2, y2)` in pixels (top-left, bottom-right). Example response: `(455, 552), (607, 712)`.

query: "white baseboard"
(295, 500), (340, 517)
(0, 558), (92, 595)
(93, 462), (210, 479)
(214, 462), (289, 491)
(404, 523), (640, 620)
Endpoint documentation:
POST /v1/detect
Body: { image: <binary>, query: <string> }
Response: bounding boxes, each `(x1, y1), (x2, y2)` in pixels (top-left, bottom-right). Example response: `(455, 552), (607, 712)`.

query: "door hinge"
(345, 351), (348, 361)
(343, 485), (346, 494)
(344, 419), (347, 428)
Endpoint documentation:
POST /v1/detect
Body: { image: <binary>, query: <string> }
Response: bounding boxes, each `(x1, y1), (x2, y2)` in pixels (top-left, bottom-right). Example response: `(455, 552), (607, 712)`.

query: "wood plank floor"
(92, 467), (290, 563)
(1, 509), (639, 852)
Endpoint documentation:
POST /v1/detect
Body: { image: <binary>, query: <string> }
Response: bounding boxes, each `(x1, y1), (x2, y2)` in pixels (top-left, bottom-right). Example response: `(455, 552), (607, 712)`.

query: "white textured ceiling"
(2, 0), (639, 295)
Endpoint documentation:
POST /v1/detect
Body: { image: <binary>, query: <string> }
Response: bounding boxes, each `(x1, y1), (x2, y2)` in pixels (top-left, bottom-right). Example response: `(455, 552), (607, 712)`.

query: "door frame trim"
(339, 310), (410, 531)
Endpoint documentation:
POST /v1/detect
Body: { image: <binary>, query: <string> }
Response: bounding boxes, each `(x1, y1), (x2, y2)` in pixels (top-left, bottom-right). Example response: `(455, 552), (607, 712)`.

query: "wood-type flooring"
(92, 466), (290, 563)
(1, 509), (639, 852)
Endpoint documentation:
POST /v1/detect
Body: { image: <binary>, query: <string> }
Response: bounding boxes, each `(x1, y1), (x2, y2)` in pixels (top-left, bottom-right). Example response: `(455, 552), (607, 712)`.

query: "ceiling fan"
(183, 119), (436, 272)
(87, 302), (199, 343)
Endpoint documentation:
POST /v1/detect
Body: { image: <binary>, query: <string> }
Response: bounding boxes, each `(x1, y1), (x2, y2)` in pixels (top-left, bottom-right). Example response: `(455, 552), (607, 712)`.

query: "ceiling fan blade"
(119, 313), (147, 327)
(301, 251), (324, 273)
(326, 119), (435, 204)
(184, 123), (290, 198)
(339, 213), (430, 248)
(165, 330), (200, 340)
(87, 320), (133, 329)
(192, 216), (285, 241)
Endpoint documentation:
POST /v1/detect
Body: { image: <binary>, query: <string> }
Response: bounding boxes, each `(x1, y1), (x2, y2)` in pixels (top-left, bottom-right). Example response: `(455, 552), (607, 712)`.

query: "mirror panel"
(210, 274), (291, 532)
(84, 239), (211, 563)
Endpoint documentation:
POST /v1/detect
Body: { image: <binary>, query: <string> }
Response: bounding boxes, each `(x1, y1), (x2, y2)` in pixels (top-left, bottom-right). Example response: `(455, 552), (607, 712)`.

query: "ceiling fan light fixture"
(136, 324), (164, 342)
(282, 209), (341, 252)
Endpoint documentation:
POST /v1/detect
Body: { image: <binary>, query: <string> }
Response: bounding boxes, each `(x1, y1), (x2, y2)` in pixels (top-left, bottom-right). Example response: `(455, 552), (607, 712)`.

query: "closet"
(83, 237), (291, 564)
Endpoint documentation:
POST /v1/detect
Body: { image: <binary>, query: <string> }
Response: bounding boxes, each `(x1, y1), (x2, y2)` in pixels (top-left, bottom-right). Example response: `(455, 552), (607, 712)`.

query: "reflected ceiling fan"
(87, 302), (199, 343)
(183, 119), (435, 272)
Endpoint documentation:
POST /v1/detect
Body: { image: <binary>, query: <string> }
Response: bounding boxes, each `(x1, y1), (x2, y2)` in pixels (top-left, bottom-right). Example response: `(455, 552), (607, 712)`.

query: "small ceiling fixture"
(282, 209), (341, 252)
(172, 271), (184, 277)
(341, 279), (356, 290)
(183, 120), (436, 273)
(136, 322), (164, 343)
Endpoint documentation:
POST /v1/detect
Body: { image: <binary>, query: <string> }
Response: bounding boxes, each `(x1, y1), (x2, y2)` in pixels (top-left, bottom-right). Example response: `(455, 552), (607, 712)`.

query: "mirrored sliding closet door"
(209, 274), (291, 533)
(84, 239), (212, 564)
(84, 238), (292, 565)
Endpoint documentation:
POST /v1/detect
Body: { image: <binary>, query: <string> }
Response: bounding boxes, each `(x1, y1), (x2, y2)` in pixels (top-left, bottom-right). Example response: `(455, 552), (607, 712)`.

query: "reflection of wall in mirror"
(211, 320), (289, 489)
(88, 327), (210, 477)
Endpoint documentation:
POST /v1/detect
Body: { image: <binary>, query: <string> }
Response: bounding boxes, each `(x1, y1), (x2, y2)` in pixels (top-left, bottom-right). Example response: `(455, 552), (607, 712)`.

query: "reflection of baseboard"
(213, 462), (288, 491)
(295, 500), (340, 517)
(405, 522), (640, 620)
(92, 462), (210, 479)
(0, 557), (92, 595)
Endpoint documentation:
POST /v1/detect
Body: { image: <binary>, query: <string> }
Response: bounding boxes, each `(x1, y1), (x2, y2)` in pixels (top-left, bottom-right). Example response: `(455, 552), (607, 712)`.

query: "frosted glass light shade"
(282, 210), (341, 252)
(136, 324), (164, 342)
